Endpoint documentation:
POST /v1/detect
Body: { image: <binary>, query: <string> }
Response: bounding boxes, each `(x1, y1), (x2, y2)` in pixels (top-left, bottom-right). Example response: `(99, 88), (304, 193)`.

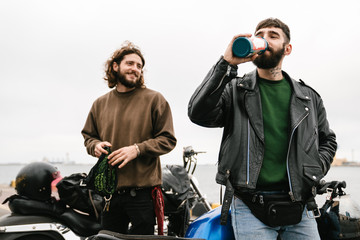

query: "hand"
(223, 33), (259, 65)
(94, 141), (112, 158)
(108, 145), (138, 169)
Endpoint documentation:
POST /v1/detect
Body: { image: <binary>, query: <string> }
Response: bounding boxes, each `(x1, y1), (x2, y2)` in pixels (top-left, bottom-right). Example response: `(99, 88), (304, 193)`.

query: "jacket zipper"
(210, 65), (232, 95)
(286, 111), (309, 201)
(246, 119), (250, 185)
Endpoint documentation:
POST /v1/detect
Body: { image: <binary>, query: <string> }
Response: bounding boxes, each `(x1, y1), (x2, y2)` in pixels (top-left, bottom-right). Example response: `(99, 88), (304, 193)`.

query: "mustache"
(125, 70), (140, 78)
(265, 47), (273, 53)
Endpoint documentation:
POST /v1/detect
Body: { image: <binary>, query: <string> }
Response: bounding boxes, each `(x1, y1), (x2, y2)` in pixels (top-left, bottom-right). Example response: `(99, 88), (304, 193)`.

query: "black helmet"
(15, 162), (60, 201)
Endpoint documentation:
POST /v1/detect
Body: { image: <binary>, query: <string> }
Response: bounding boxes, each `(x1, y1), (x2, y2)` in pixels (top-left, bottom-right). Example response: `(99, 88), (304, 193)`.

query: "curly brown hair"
(104, 41), (145, 88)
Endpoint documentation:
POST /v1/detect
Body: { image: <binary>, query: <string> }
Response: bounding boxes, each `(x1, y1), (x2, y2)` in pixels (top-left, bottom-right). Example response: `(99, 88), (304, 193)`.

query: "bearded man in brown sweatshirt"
(81, 42), (177, 235)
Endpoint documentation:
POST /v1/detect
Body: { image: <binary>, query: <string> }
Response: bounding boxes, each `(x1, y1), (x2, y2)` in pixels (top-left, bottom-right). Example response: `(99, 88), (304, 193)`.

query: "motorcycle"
(0, 146), (211, 240)
(315, 180), (360, 240)
(1, 147), (360, 240)
(184, 178), (360, 240)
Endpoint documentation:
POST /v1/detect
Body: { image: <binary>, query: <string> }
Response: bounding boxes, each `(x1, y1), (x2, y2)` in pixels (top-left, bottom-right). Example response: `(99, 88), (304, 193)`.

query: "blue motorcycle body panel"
(185, 206), (235, 239)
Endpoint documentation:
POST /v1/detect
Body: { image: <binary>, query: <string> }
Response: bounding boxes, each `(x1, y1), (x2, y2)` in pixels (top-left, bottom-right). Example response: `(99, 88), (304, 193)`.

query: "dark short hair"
(255, 18), (291, 43)
(104, 41), (145, 88)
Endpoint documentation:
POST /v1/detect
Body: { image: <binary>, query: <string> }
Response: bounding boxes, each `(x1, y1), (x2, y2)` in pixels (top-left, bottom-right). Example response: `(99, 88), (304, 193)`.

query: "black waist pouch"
(238, 192), (304, 227)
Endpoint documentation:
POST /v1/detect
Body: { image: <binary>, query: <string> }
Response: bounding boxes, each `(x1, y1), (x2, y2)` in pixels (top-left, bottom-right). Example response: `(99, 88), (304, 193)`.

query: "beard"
(116, 70), (140, 88)
(253, 45), (285, 69)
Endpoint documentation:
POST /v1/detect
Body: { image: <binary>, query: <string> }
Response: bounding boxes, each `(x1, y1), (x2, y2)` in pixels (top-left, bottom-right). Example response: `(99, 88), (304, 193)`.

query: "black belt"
(116, 187), (151, 197)
(236, 190), (291, 206)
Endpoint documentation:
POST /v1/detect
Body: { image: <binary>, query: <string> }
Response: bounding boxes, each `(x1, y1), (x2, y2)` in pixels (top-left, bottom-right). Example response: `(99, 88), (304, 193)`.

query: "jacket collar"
(237, 69), (312, 141)
(237, 69), (311, 101)
(236, 70), (257, 90)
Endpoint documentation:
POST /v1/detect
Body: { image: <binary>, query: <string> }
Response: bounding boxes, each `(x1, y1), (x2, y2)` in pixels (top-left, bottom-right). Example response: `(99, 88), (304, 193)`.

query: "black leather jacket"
(188, 57), (337, 204)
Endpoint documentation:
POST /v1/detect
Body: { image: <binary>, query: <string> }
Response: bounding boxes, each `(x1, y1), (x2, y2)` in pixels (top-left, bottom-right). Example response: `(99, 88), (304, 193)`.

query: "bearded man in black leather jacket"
(188, 18), (337, 240)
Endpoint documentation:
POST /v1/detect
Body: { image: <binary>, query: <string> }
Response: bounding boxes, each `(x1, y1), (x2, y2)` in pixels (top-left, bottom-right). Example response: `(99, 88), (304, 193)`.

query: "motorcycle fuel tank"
(185, 206), (235, 240)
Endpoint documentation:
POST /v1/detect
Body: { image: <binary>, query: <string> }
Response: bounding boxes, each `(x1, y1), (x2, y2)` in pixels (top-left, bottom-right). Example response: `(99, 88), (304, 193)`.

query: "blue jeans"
(231, 196), (320, 240)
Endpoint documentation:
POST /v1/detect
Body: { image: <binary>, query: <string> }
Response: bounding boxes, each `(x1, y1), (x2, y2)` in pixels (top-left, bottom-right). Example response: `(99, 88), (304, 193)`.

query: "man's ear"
(112, 62), (119, 71)
(285, 43), (292, 56)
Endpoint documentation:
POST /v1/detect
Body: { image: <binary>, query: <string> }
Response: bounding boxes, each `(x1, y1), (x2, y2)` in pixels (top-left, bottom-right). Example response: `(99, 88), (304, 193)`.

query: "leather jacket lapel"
(285, 72), (312, 130)
(238, 70), (265, 143)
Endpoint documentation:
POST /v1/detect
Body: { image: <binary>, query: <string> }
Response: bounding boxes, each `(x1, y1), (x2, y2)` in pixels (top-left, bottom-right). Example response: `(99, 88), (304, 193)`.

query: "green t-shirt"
(257, 77), (292, 190)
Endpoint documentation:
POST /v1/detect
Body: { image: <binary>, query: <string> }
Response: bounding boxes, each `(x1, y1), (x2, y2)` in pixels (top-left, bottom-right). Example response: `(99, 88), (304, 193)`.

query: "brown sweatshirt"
(81, 88), (176, 188)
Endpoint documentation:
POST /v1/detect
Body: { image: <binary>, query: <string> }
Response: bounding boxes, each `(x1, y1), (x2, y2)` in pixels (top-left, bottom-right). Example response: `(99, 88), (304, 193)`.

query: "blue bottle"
(232, 36), (268, 58)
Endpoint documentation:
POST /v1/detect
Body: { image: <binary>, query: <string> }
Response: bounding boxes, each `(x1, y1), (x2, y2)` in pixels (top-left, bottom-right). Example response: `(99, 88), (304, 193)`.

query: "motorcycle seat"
(7, 195), (66, 216)
(60, 208), (101, 236)
(6, 195), (101, 237)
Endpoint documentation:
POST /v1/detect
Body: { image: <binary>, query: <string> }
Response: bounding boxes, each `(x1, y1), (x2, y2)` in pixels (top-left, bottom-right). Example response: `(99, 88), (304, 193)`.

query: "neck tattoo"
(270, 67), (282, 79)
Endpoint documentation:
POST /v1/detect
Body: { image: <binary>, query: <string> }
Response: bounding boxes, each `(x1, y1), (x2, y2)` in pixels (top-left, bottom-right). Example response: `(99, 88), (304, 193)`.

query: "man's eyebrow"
(255, 30), (263, 35)
(268, 30), (281, 36)
(255, 29), (281, 36)
(126, 60), (143, 68)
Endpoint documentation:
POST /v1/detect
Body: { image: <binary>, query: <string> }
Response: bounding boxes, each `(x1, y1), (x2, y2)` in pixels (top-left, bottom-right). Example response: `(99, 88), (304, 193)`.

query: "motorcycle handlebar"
(317, 180), (346, 195)
(183, 146), (206, 158)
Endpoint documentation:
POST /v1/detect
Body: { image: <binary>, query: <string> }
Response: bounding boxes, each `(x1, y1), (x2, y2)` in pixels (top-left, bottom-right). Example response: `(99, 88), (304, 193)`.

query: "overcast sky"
(1, 0), (359, 165)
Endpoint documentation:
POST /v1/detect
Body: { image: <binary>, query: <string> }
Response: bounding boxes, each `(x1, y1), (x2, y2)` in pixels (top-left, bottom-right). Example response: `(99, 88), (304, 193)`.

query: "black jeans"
(101, 187), (156, 235)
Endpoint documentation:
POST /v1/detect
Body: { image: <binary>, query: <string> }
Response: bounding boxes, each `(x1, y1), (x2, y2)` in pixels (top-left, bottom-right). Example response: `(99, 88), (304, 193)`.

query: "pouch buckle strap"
(306, 208), (321, 219)
(220, 178), (234, 225)
(306, 197), (321, 219)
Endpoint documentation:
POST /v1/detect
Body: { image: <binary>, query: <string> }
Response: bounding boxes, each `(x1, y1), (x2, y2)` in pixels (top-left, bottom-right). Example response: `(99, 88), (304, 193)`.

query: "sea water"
(0, 163), (359, 204)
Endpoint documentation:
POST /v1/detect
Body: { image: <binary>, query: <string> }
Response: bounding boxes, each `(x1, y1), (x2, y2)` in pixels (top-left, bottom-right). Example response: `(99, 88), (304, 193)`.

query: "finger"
(241, 54), (258, 63)
(109, 147), (123, 159)
(117, 159), (128, 169)
(108, 150), (119, 159)
(108, 154), (118, 164)
(250, 54), (259, 61)
(112, 157), (125, 167)
(101, 142), (112, 154)
(95, 142), (112, 156)
(103, 142), (112, 148)
(109, 152), (124, 165)
(95, 148), (102, 157)
(100, 147), (109, 155)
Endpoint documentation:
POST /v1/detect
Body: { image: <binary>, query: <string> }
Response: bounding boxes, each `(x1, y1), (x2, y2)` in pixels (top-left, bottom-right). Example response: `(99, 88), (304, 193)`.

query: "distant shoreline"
(332, 163), (360, 167)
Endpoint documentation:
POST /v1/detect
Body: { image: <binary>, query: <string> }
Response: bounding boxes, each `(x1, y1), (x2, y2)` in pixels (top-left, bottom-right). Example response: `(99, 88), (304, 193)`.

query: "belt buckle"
(130, 188), (137, 197)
